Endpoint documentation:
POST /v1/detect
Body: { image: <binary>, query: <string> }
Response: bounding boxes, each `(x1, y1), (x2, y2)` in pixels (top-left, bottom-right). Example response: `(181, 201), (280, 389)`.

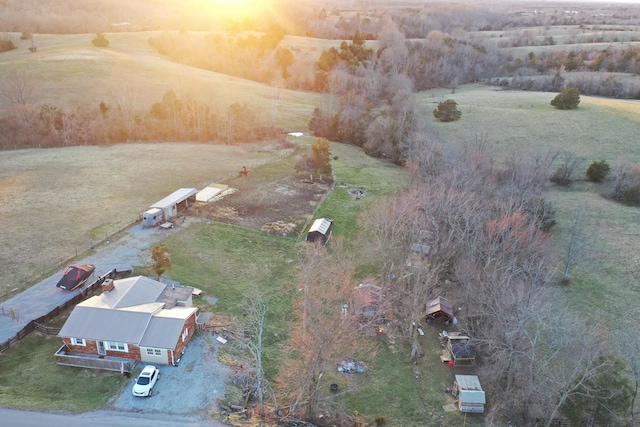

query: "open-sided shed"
(150, 188), (197, 220)
(425, 296), (454, 323)
(447, 335), (476, 365)
(452, 374), (485, 413)
(306, 218), (333, 244)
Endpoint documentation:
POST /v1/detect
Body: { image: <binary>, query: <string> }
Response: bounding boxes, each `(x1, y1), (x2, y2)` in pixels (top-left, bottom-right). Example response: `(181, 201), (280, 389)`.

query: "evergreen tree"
(433, 99), (462, 122)
(551, 87), (580, 110)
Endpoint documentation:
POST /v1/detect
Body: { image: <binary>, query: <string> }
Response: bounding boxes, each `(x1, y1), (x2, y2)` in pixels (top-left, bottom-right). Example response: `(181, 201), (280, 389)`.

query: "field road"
(0, 221), (188, 345)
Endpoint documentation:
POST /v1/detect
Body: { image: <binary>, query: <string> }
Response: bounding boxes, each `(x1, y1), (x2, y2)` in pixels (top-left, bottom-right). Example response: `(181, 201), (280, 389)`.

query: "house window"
(182, 328), (188, 342)
(145, 348), (163, 356)
(72, 338), (85, 346)
(107, 341), (128, 352)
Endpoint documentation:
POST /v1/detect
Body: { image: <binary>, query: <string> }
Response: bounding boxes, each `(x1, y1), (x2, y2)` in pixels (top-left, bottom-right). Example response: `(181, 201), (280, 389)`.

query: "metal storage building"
(150, 188), (197, 221)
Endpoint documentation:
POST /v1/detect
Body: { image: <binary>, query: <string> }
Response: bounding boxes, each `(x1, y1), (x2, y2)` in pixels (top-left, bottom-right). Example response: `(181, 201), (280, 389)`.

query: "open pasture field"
(419, 84), (640, 335)
(419, 84), (640, 164)
(0, 31), (323, 131)
(0, 142), (289, 297)
(473, 24), (640, 49)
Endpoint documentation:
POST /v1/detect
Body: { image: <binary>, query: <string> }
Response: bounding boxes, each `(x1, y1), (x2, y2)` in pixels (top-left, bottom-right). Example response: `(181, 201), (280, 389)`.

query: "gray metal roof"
(139, 308), (197, 349)
(58, 276), (196, 349)
(58, 306), (151, 343)
(151, 188), (197, 209)
(455, 375), (483, 391)
(100, 276), (166, 309)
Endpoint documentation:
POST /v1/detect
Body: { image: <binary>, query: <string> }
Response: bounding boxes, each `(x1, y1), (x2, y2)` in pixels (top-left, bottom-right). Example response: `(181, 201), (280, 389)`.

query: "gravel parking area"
(106, 330), (230, 418)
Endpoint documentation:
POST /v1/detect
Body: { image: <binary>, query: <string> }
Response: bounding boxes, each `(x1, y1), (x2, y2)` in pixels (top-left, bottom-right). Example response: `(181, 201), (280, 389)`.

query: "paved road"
(0, 408), (230, 427)
(0, 223), (182, 344)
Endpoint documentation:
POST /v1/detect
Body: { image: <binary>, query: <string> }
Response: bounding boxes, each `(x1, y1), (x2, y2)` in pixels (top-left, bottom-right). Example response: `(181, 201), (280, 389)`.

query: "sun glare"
(202, 0), (270, 19)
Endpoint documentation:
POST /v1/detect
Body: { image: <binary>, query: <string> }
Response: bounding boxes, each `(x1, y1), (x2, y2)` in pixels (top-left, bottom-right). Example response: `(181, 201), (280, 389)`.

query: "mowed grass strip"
(161, 221), (298, 379)
(315, 142), (407, 242)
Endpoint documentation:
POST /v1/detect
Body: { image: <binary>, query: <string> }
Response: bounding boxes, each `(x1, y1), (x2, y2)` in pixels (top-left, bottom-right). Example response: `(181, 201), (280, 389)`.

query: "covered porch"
(55, 345), (137, 373)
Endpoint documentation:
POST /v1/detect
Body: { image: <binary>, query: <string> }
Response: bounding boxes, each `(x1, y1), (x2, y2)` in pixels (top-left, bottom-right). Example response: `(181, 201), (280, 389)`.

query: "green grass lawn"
(550, 182), (640, 334)
(333, 329), (483, 427)
(0, 333), (129, 412)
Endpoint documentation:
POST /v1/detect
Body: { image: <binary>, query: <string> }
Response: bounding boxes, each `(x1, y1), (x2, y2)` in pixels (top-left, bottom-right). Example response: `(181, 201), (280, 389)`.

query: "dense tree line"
(0, 79), (282, 149)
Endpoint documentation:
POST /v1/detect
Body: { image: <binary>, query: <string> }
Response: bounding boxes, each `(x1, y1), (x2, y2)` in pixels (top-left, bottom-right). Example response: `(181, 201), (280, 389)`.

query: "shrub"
(92, 33), (110, 47)
(375, 415), (387, 426)
(433, 99), (462, 122)
(612, 163), (640, 206)
(0, 37), (16, 53)
(550, 87), (580, 110)
(551, 166), (571, 186)
(586, 159), (611, 182)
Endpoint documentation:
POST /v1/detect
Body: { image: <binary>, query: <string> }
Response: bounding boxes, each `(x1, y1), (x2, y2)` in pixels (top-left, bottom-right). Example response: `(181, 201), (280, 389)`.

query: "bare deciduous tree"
(229, 286), (272, 417)
(0, 70), (37, 108)
(276, 239), (369, 422)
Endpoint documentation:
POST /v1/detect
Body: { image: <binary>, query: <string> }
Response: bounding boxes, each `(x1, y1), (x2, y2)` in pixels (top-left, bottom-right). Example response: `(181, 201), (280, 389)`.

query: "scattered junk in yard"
(439, 331), (477, 366)
(349, 188), (366, 200)
(337, 358), (366, 374)
(306, 217), (333, 244)
(352, 282), (384, 322)
(329, 383), (339, 393)
(452, 374), (486, 413)
(261, 220), (297, 236)
(425, 296), (454, 324)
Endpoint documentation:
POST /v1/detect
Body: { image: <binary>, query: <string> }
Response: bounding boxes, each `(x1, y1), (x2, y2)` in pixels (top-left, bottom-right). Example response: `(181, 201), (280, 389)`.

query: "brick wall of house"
(173, 312), (197, 358)
(62, 337), (142, 361)
(62, 337), (98, 355)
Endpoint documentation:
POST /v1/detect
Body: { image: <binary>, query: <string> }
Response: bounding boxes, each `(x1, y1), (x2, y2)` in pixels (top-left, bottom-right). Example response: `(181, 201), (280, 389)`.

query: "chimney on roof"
(102, 279), (115, 292)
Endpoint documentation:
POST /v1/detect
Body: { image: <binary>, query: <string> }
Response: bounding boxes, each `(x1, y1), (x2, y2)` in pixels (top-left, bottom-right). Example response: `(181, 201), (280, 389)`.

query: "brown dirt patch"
(190, 163), (333, 237)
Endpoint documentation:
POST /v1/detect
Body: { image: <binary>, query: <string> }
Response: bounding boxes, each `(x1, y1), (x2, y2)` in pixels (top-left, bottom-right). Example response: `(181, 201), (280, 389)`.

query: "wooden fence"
(0, 268), (132, 354)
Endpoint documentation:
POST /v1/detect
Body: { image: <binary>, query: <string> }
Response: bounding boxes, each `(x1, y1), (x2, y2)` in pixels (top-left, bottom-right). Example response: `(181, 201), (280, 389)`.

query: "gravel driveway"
(106, 331), (230, 419)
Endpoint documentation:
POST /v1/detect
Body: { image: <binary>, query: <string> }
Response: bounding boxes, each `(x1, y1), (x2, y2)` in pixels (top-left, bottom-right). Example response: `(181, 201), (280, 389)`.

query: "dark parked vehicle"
(56, 264), (96, 290)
